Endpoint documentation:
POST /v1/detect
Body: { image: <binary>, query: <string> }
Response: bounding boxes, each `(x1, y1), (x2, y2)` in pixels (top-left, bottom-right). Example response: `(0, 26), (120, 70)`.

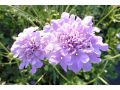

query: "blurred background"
(0, 5), (120, 85)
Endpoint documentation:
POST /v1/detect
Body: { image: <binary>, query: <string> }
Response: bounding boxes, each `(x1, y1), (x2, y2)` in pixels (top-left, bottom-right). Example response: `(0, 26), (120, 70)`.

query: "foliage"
(0, 5), (120, 85)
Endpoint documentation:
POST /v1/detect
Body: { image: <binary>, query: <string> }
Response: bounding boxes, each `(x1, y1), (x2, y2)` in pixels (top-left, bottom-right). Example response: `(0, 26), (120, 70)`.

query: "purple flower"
(44, 12), (108, 73)
(117, 44), (120, 50)
(11, 27), (47, 74)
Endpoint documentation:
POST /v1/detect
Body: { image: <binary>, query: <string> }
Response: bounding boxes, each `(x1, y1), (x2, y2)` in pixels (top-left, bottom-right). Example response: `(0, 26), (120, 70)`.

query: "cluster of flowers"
(11, 12), (108, 74)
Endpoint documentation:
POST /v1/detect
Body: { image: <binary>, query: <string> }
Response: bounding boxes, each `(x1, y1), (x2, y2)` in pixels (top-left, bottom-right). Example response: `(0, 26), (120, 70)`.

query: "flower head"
(11, 27), (47, 74)
(117, 44), (120, 50)
(44, 12), (108, 73)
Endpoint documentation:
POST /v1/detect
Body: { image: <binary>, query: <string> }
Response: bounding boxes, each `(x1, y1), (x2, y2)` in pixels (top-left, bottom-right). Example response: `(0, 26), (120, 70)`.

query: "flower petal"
(79, 53), (89, 63)
(83, 62), (92, 72)
(82, 16), (93, 26)
(19, 63), (25, 70)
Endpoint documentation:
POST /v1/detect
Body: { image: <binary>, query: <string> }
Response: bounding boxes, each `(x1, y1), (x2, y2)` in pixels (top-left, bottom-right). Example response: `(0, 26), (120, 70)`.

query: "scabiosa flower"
(44, 12), (108, 73)
(117, 44), (120, 50)
(11, 27), (47, 74)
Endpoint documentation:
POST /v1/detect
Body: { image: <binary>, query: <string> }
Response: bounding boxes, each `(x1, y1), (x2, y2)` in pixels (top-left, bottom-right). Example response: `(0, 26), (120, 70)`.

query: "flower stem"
(69, 5), (77, 14)
(65, 5), (70, 12)
(0, 42), (9, 53)
(86, 78), (97, 84)
(0, 62), (17, 65)
(96, 6), (116, 26)
(103, 54), (120, 61)
(98, 76), (109, 85)
(87, 56), (111, 85)
(35, 73), (46, 85)
(53, 66), (71, 84)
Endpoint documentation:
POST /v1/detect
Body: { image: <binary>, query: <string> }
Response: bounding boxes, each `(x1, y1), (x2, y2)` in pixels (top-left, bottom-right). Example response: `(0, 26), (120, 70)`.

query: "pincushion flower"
(116, 33), (120, 50)
(44, 12), (108, 73)
(11, 27), (47, 74)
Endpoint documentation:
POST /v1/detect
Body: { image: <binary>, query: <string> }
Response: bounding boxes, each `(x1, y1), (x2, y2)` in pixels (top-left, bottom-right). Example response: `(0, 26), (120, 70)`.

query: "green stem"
(98, 76), (109, 85)
(0, 62), (17, 65)
(0, 42), (9, 53)
(96, 6), (116, 26)
(35, 73), (46, 85)
(61, 6), (64, 14)
(31, 6), (44, 27)
(87, 78), (97, 84)
(103, 54), (120, 61)
(53, 66), (71, 84)
(0, 53), (8, 57)
(9, 6), (36, 26)
(99, 60), (109, 76)
(87, 56), (111, 85)
(69, 5), (77, 14)
(65, 5), (70, 12)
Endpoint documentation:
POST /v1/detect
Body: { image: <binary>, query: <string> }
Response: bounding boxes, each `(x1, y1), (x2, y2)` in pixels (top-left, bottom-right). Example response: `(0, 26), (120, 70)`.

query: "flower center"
(58, 32), (91, 55)
(25, 40), (40, 58)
